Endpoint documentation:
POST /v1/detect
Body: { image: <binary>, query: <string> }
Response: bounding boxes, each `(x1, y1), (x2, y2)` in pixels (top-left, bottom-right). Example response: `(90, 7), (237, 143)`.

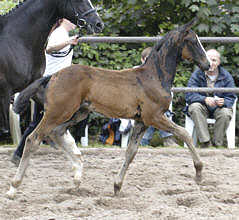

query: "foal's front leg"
(114, 121), (146, 195)
(152, 115), (203, 182)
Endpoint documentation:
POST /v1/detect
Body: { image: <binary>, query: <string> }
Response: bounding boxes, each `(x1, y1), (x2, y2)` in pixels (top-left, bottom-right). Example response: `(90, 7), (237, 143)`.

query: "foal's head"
(177, 19), (211, 71)
(147, 18), (210, 72)
(58, 0), (104, 33)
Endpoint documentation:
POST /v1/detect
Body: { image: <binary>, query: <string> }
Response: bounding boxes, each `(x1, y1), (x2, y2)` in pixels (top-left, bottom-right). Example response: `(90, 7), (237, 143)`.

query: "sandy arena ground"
(0, 146), (239, 220)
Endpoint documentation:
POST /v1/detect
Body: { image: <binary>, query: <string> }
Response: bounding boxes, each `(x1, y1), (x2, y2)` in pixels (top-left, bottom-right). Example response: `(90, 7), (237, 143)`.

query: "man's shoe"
(163, 137), (179, 147)
(140, 138), (150, 146)
(10, 154), (21, 167)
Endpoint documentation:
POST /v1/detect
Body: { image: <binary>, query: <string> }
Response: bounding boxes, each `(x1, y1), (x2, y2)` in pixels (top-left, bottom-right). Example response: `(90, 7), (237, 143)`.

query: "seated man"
(185, 49), (236, 148)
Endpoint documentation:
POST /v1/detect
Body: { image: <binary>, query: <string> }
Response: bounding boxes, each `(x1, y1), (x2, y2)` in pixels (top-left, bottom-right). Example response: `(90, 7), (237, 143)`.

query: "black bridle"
(69, 0), (97, 28)
(51, 0), (98, 58)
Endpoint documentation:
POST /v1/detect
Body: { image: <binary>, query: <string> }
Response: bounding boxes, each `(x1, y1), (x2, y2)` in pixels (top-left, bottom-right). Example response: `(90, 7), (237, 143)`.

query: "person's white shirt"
(44, 26), (73, 77)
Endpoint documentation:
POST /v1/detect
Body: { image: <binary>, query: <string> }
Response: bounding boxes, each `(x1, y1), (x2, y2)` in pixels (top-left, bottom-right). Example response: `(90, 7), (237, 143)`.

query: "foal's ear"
(179, 17), (198, 33)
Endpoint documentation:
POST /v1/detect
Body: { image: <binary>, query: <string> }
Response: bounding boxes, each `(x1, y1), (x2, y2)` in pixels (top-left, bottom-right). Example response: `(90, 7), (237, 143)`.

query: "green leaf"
(198, 7), (211, 17)
(233, 43), (239, 54)
(232, 7), (239, 13)
(189, 5), (199, 12)
(231, 24), (239, 33)
(128, 0), (137, 5)
(232, 56), (239, 63)
(211, 25), (223, 34)
(181, 0), (191, 7)
(197, 23), (209, 33)
(207, 0), (217, 6)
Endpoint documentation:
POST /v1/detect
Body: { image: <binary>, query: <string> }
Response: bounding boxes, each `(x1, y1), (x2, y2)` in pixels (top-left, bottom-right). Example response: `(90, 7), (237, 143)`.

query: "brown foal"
(7, 18), (210, 198)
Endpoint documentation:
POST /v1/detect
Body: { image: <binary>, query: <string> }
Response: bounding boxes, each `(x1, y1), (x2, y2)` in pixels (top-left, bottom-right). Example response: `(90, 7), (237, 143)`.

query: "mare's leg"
(114, 121), (146, 195)
(0, 79), (11, 134)
(6, 117), (54, 199)
(50, 130), (83, 187)
(152, 114), (203, 182)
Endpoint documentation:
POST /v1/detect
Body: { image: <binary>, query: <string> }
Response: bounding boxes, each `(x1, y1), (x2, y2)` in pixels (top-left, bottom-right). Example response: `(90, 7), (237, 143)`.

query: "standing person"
(11, 19), (79, 166)
(138, 47), (179, 147)
(185, 49), (236, 148)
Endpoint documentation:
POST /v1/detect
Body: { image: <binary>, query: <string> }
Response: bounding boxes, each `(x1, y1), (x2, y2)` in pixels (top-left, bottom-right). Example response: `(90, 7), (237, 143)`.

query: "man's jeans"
(188, 102), (232, 146)
(140, 110), (174, 146)
(140, 126), (172, 146)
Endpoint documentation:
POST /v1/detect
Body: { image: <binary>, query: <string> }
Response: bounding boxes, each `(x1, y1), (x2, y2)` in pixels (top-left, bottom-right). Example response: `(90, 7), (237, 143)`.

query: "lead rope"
(50, 0), (97, 58)
(50, 24), (85, 58)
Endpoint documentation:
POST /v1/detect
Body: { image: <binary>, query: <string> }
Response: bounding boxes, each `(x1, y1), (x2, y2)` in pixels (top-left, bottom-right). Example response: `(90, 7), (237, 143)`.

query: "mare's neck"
(4, 0), (62, 52)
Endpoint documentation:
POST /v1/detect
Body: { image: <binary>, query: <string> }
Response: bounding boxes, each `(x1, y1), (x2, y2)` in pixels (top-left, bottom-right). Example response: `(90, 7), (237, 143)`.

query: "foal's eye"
(185, 37), (196, 44)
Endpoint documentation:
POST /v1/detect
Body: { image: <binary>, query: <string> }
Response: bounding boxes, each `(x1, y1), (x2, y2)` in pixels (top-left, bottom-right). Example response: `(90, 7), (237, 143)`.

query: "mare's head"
(177, 18), (210, 71)
(59, 0), (104, 33)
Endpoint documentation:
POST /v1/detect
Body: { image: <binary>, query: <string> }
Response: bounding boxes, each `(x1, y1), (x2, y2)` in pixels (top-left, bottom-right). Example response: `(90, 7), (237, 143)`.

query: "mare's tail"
(13, 76), (52, 114)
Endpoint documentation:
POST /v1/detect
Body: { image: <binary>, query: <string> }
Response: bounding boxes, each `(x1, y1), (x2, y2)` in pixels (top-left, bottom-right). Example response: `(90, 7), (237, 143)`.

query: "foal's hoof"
(73, 177), (81, 187)
(195, 173), (202, 184)
(194, 161), (203, 184)
(6, 185), (17, 199)
(72, 166), (82, 187)
(114, 183), (121, 196)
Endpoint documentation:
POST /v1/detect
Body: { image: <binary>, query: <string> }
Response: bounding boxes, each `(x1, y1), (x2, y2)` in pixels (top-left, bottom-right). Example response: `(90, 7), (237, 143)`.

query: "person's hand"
(205, 97), (217, 107)
(215, 97), (224, 107)
(68, 36), (79, 45)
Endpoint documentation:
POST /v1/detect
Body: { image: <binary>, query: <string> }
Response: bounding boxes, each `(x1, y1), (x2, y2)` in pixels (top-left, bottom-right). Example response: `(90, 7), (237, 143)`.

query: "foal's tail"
(13, 76), (52, 114)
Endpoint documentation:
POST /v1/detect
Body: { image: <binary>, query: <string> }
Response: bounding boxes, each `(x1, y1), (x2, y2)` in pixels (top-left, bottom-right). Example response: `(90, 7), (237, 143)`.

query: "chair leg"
(80, 124), (88, 147)
(226, 118), (235, 149)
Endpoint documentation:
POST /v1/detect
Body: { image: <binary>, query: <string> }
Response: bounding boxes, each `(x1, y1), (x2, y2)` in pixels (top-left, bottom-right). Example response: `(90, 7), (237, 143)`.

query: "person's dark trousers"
(71, 116), (89, 143)
(14, 102), (43, 158)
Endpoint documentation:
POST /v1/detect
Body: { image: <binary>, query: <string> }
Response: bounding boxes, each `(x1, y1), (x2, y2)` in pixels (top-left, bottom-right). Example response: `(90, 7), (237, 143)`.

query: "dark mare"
(7, 19), (210, 198)
(0, 0), (104, 136)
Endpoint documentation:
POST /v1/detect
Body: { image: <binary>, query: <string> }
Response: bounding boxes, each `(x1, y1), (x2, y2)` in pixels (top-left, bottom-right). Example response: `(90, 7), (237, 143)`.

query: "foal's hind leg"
(6, 116), (56, 199)
(152, 115), (203, 182)
(114, 121), (146, 195)
(50, 130), (83, 187)
(6, 126), (45, 198)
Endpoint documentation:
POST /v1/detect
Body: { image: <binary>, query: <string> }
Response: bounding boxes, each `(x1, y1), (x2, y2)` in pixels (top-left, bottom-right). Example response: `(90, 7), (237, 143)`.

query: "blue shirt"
(185, 66), (237, 113)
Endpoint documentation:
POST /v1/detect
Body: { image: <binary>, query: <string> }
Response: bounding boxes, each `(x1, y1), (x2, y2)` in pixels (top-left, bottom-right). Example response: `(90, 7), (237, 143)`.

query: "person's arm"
(219, 73), (237, 108)
(46, 35), (79, 54)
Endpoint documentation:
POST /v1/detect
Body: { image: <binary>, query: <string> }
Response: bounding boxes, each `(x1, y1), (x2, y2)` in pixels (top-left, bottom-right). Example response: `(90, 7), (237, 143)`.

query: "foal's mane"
(0, 0), (28, 17)
(144, 32), (169, 65)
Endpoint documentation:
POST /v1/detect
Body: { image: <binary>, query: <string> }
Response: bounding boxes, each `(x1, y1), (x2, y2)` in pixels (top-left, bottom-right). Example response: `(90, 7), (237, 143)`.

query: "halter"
(51, 0), (97, 58)
(68, 0), (97, 28)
